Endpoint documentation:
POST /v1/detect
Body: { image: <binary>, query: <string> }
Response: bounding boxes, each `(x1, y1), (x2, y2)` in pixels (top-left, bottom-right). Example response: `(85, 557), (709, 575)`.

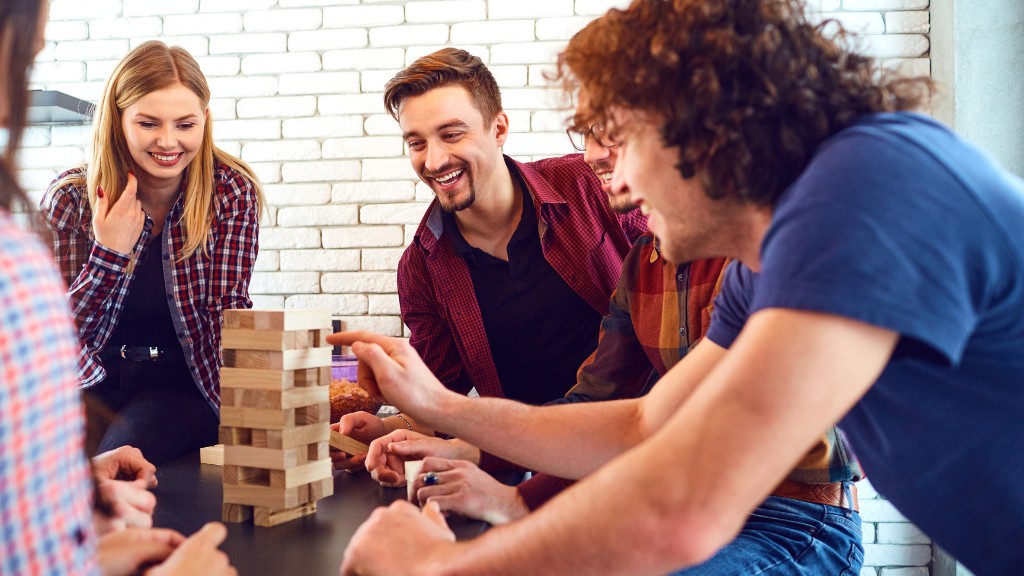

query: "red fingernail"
(96, 186), (104, 198)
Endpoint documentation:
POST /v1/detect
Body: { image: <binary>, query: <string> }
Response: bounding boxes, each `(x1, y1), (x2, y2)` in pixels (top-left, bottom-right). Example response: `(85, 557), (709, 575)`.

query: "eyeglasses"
(566, 122), (616, 152)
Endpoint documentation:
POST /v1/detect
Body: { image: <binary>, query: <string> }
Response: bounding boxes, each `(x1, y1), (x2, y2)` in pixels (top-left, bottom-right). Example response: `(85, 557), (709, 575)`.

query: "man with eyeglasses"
(361, 101), (866, 575)
(330, 48), (647, 473)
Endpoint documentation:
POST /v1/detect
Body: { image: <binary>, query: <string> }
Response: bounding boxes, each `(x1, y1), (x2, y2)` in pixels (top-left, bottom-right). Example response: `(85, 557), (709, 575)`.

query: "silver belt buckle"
(149, 346), (160, 360)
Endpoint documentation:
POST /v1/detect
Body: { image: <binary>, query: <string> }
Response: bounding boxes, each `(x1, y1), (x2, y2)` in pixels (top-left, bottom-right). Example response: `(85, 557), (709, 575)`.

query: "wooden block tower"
(218, 309), (335, 527)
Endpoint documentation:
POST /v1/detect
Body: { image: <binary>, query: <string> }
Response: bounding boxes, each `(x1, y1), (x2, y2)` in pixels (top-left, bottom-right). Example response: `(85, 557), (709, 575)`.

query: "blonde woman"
(42, 41), (264, 465)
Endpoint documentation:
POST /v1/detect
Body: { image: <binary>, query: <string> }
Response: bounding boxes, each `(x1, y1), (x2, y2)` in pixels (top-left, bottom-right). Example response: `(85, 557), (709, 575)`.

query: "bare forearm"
(422, 393), (644, 479)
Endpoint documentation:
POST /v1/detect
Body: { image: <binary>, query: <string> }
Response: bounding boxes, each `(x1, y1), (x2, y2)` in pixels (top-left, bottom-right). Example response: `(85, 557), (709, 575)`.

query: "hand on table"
(92, 171), (145, 256)
(340, 501), (456, 576)
(93, 445), (157, 487)
(412, 457), (529, 525)
(330, 412), (386, 471)
(95, 478), (157, 533)
(144, 522), (237, 576)
(98, 527), (184, 576)
(324, 331), (451, 426)
(365, 430), (479, 487)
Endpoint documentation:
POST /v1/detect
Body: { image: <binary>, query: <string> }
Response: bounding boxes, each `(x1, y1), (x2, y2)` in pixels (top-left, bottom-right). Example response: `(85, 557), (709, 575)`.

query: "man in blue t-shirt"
(330, 2), (1024, 575)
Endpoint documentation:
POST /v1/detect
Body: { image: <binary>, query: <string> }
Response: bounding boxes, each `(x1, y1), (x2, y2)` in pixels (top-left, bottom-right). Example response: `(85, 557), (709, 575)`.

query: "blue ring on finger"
(423, 472), (439, 486)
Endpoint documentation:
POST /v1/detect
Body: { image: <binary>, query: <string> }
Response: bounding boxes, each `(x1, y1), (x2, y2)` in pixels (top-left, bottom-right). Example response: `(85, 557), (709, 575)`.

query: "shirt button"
(679, 327), (686, 336)
(166, 293), (173, 300)
(177, 332), (185, 338)
(677, 273), (684, 282)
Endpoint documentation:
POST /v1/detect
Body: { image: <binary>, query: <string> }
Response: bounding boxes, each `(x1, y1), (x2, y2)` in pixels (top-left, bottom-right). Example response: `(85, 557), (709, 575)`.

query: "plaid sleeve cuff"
(89, 242), (131, 272)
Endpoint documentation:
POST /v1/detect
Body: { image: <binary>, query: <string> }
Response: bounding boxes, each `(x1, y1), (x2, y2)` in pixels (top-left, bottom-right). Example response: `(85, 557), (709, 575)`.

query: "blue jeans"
(668, 491), (864, 575)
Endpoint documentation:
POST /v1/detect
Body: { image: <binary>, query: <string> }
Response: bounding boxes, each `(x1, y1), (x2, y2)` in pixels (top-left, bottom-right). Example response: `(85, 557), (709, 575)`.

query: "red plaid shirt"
(40, 161), (260, 413)
(398, 154), (647, 406)
(0, 209), (97, 575)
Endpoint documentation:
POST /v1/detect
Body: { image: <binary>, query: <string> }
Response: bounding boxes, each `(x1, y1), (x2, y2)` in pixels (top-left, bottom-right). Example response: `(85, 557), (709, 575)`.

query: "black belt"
(118, 344), (183, 363)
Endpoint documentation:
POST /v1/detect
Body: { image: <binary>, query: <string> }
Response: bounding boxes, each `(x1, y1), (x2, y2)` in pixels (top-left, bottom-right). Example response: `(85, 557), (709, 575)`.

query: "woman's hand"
(93, 172), (145, 256)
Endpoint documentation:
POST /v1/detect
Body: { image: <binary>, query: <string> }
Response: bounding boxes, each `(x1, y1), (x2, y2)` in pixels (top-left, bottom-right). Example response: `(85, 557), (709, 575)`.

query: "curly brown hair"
(558, 0), (932, 206)
(384, 48), (502, 124)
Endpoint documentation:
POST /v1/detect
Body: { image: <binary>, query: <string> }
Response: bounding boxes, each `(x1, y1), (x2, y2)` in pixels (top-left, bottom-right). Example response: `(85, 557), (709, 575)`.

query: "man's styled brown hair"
(559, 0), (932, 206)
(384, 48), (503, 123)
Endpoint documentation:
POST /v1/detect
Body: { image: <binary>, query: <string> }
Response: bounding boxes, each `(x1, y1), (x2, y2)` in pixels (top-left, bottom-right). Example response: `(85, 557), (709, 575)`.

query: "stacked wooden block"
(218, 309), (334, 527)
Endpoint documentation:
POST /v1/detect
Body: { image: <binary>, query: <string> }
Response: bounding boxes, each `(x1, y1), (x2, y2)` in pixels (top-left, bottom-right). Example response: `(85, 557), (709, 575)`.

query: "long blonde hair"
(62, 40), (263, 259)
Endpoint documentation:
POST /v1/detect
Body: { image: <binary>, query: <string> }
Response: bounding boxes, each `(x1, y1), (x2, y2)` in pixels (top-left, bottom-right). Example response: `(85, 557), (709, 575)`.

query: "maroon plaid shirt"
(41, 161), (260, 413)
(398, 154), (647, 406)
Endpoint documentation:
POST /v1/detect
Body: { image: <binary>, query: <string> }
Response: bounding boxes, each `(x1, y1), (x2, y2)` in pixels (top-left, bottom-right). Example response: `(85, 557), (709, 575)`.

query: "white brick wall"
(22, 3), (937, 571)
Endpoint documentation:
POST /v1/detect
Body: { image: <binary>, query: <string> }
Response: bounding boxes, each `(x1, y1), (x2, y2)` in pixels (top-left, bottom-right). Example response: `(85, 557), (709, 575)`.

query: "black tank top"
(109, 233), (181, 348)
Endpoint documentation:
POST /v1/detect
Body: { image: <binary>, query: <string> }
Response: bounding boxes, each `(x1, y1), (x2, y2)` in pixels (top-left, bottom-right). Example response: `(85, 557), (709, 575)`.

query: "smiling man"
(334, 2), (1024, 575)
(330, 48), (646, 465)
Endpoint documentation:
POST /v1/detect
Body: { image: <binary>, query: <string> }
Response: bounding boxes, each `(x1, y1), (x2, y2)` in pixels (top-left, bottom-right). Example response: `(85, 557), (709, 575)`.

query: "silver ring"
(423, 472), (439, 486)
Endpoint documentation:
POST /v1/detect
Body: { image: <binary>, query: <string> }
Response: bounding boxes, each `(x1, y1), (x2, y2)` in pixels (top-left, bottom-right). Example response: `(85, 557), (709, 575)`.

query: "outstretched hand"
(93, 171), (145, 256)
(325, 331), (451, 429)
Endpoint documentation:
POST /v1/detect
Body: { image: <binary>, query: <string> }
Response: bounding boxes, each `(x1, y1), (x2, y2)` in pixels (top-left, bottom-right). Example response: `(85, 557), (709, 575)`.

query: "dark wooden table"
(152, 452), (499, 576)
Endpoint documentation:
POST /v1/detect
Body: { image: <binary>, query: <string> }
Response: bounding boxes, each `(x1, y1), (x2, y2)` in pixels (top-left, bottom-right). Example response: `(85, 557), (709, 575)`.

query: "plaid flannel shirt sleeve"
(397, 246), (474, 395)
(0, 215), (98, 575)
(40, 179), (130, 350)
(210, 170), (260, 313)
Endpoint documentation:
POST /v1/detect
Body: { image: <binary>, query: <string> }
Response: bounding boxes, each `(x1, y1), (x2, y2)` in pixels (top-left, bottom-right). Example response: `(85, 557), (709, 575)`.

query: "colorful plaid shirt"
(518, 234), (864, 509)
(398, 154), (646, 468)
(0, 209), (98, 575)
(40, 161), (260, 414)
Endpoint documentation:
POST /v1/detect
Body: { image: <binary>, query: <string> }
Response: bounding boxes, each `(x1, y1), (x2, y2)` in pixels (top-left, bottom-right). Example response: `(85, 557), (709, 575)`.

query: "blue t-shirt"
(705, 112), (1024, 574)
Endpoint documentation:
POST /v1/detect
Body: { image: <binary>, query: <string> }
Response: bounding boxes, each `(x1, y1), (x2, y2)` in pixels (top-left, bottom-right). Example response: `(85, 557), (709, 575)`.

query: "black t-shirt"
(442, 171), (601, 405)
(109, 233), (181, 348)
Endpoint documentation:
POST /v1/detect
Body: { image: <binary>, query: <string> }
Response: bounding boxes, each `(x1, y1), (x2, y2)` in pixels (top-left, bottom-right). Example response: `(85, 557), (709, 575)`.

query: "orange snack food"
(329, 379), (381, 423)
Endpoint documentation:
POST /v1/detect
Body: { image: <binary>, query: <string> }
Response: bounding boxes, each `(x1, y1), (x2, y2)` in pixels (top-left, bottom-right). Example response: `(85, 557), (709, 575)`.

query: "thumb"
(184, 522), (228, 549)
(422, 501), (449, 530)
(352, 341), (396, 398)
(388, 440), (430, 459)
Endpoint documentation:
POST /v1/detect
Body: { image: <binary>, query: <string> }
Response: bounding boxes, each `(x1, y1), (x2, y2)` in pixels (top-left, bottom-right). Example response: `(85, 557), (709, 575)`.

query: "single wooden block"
(219, 426), (252, 447)
(253, 502), (317, 527)
(222, 347), (332, 371)
(224, 445), (302, 470)
(222, 328), (324, 352)
(223, 309), (331, 332)
(223, 465), (269, 486)
(222, 386), (329, 411)
(307, 441), (328, 463)
(221, 367), (327, 393)
(329, 431), (369, 455)
(200, 444), (225, 466)
(296, 402), (330, 425)
(220, 406), (295, 430)
(251, 429), (269, 448)
(269, 460), (332, 490)
(265, 423), (330, 450)
(223, 483), (302, 509)
(307, 477), (334, 502)
(222, 503), (253, 524)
